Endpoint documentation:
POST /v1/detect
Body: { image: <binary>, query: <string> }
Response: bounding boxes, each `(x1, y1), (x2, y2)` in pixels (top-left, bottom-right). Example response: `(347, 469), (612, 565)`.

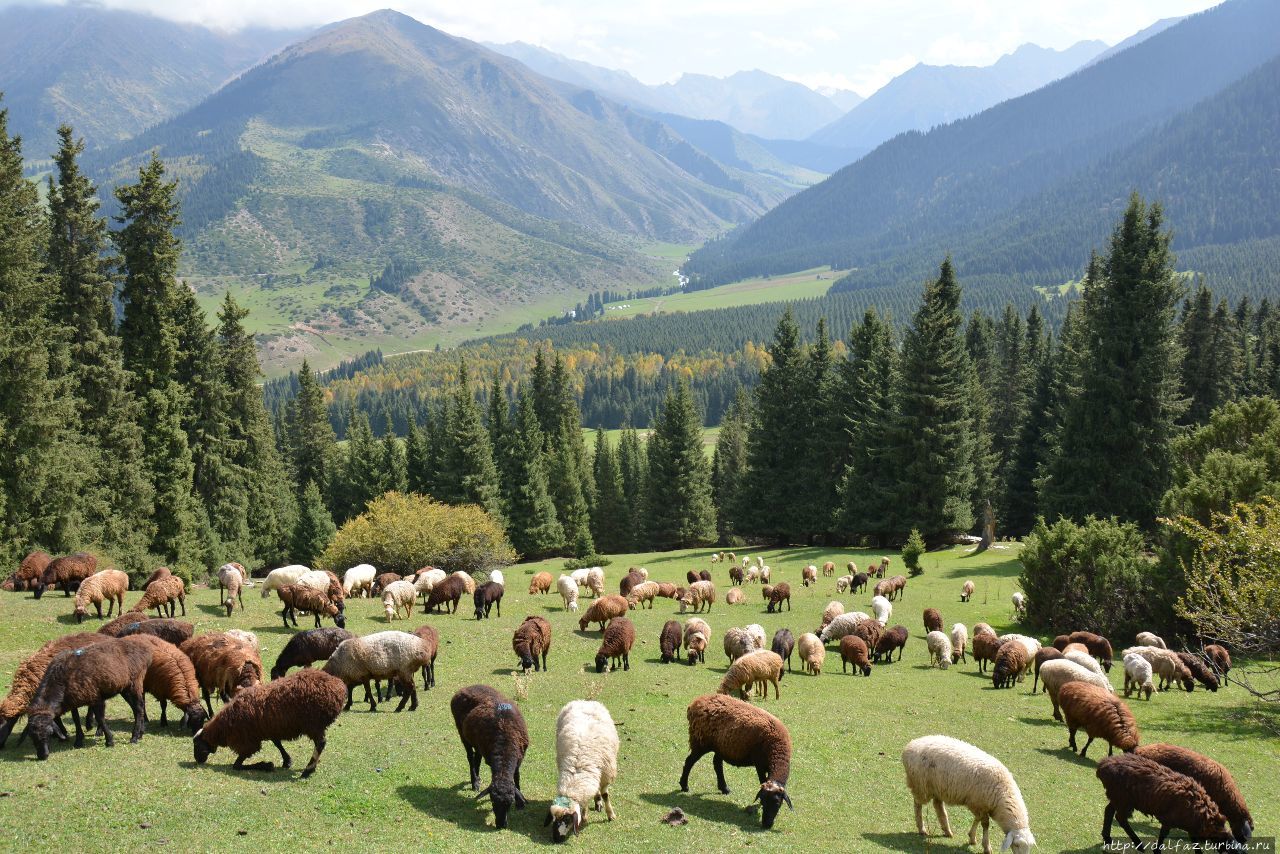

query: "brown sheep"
(13, 550), (52, 591)
(655, 581), (678, 599)
(130, 574), (187, 618)
(1052, 633), (1071, 651)
(595, 617), (636, 672)
(218, 563), (246, 616)
(718, 650), (784, 700)
(142, 566), (172, 588)
(1204, 644), (1231, 684)
(802, 565), (817, 586)
(1067, 631), (1114, 672)
(119, 634), (206, 732)
(512, 616), (552, 672)
(1096, 753), (1232, 847)
(618, 570), (645, 597)
(687, 569), (700, 585)
(761, 584), (774, 601)
(1135, 743), (1253, 842)
(822, 561), (835, 577)
(528, 571), (553, 595)
(1059, 682), (1139, 758)
(450, 685), (529, 829)
(269, 628), (354, 680)
(99, 612), (148, 637)
(578, 595), (628, 632)
(277, 584), (346, 630)
(119, 618), (194, 647)
(960, 580), (974, 602)
(729, 565), (744, 585)
(992, 642), (1028, 689)
(972, 632), (1003, 674)
(194, 669), (347, 778)
(922, 607), (943, 633)
(625, 581), (659, 610)
(33, 552), (97, 599)
(0, 632), (109, 748)
(425, 574), (466, 614)
(1176, 652), (1220, 692)
(874, 625), (909, 663)
(73, 569), (130, 622)
(180, 633), (263, 717)
(839, 635), (872, 676)
(374, 572), (401, 595)
(853, 619), (882, 653)
(1032, 647), (1064, 693)
(659, 619), (682, 664)
(699, 569), (712, 582)
(766, 582), (791, 613)
(411, 625), (440, 691)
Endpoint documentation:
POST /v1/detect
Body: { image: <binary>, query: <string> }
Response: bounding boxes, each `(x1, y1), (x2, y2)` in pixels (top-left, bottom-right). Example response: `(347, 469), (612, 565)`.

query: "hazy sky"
(9, 0), (1223, 93)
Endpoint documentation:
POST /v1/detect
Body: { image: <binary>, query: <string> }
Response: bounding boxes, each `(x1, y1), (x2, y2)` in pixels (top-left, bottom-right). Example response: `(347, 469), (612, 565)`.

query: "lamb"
(1122, 646), (1195, 692)
(1010, 591), (1026, 618)
(130, 573), (187, 618)
(950, 623), (968, 665)
(901, 735), (1035, 854)
(450, 685), (529, 829)
(579, 595), (629, 632)
(771, 628), (795, 673)
(473, 581), (504, 620)
(679, 580), (716, 614)
(680, 694), (792, 829)
(1066, 631), (1114, 672)
(218, 563), (246, 616)
(819, 600), (844, 630)
(659, 620), (682, 664)
(556, 575), (579, 612)
(26, 637), (153, 758)
(323, 631), (431, 712)
(719, 650), (784, 698)
(528, 571), (553, 595)
(0, 632), (109, 748)
(120, 618), (194, 646)
(1177, 651), (1220, 691)
(1135, 631), (1166, 649)
(840, 636), (872, 677)
(1095, 753), (1232, 846)
(684, 618), (710, 665)
(1123, 653), (1155, 700)
(193, 668), (346, 778)
(625, 580), (659, 610)
(33, 552), (97, 599)
(595, 618), (636, 673)
(513, 616), (552, 672)
(73, 569), (129, 623)
(342, 563), (377, 598)
(119, 633), (206, 732)
(270, 628), (354, 680)
(972, 632), (1004, 675)
(923, 607), (943, 633)
(960, 580), (974, 602)
(851, 572), (869, 594)
(1204, 644), (1231, 684)
(820, 611), (868, 644)
(723, 627), (756, 663)
(1136, 743), (1253, 842)
(1031, 648), (1063, 693)
(1040, 659), (1115, 721)
(874, 625), (909, 663)
(797, 632), (825, 675)
(278, 584), (346, 629)
(180, 633), (263, 716)
(547, 700), (620, 842)
(853, 619), (883, 654)
(411, 625), (440, 691)
(1064, 649), (1105, 676)
(991, 642), (1028, 688)
(766, 582), (791, 613)
(926, 631), (953, 670)
(259, 565), (309, 598)
(12, 550), (52, 591)
(871, 595), (892, 626)
(1059, 681), (1139, 757)
(802, 565), (817, 587)
(822, 561), (836, 577)
(725, 588), (746, 606)
(426, 575), (468, 615)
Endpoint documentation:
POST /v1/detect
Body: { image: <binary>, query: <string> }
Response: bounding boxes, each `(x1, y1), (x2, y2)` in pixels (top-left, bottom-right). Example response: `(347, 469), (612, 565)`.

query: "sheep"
(974, 622), (995, 638)
(802, 565), (817, 587)
(851, 572), (869, 595)
(26, 637), (152, 758)
(950, 623), (968, 665)
(655, 582), (678, 599)
(836, 574), (854, 594)
(1064, 649), (1105, 676)
(926, 631), (953, 670)
(487, 569), (504, 588)
(744, 623), (767, 651)
(119, 633), (206, 732)
(120, 618), (193, 646)
(879, 557), (891, 577)
(819, 611), (868, 644)
(1122, 646), (1195, 692)
(972, 632), (1004, 675)
(839, 636), (872, 677)
(528, 571), (553, 595)
(450, 685), (529, 829)
(820, 600), (845, 630)
(618, 570), (645, 598)
(595, 618), (636, 673)
(723, 628), (756, 663)
(1176, 651), (1220, 691)
(1135, 631), (1166, 649)
(1062, 642), (1090, 656)
(218, 563), (246, 616)
(1204, 644), (1231, 684)
(375, 572), (403, 595)
(1052, 634), (1070, 651)
(625, 580), (659, 610)
(12, 550), (52, 591)
(180, 633), (263, 717)
(759, 565), (771, 583)
(473, 581), (504, 620)
(999, 633), (1042, 661)
(0, 632), (109, 748)
(570, 566), (605, 598)
(297, 569), (345, 608)
(725, 588), (746, 606)
(193, 668), (345, 778)
(1066, 631), (1114, 672)
(1031, 648), (1063, 693)
(992, 643), (1028, 688)
(513, 616), (552, 672)
(1123, 652), (1155, 700)
(761, 584), (774, 602)
(323, 631), (431, 712)
(871, 595), (892, 626)
(923, 607), (943, 633)
(33, 552), (97, 599)
(425, 575), (467, 615)
(260, 565), (309, 598)
(1095, 753), (1232, 847)
(278, 584), (346, 630)
(679, 580), (716, 614)
(73, 569), (129, 623)
(142, 566), (172, 588)
(797, 632), (825, 675)
(743, 565), (761, 584)
(766, 582), (791, 613)
(686, 569), (700, 585)
(412, 567), (447, 605)
(130, 574), (186, 618)
(719, 650), (784, 699)
(853, 618), (883, 654)
(874, 625), (909, 664)
(342, 564), (377, 598)
(1040, 659), (1115, 721)
(771, 628), (794, 674)
(547, 700), (619, 841)
(960, 580), (974, 602)
(579, 595), (629, 632)
(556, 574), (579, 612)
(680, 693), (792, 829)
(411, 625), (440, 691)
(698, 569), (712, 582)
(729, 565), (744, 585)
(1135, 743), (1253, 842)
(901, 735), (1035, 854)
(886, 574), (907, 600)
(270, 628), (354, 680)
(1058, 681), (1139, 757)
(684, 618), (710, 665)
(822, 561), (835, 577)
(1010, 591), (1026, 618)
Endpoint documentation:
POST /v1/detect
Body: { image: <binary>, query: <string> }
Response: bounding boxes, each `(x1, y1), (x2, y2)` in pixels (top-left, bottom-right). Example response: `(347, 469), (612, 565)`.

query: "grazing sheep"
(128, 574), (186, 618)
(120, 618), (193, 647)
(802, 565), (817, 587)
(680, 694), (792, 829)
(119, 633), (206, 732)
(839, 636), (872, 677)
(822, 561), (835, 577)
(744, 566), (761, 584)
(819, 611), (868, 644)
(771, 628), (795, 674)
(992, 643), (1028, 688)
(513, 616), (552, 672)
(33, 552), (97, 599)
(1177, 651), (1220, 691)
(1135, 631), (1166, 649)
(923, 607), (943, 633)
(595, 618), (636, 673)
(625, 581), (659, 610)
(270, 628), (353, 680)
(323, 631), (431, 712)
(425, 575), (467, 615)
(0, 632), (109, 748)
(1031, 648), (1064, 693)
(1010, 591), (1026, 618)
(571, 566), (605, 598)
(141, 566), (172, 589)
(901, 735), (1035, 854)
(473, 581), (504, 620)
(872, 578), (892, 598)
(297, 569), (345, 608)
(260, 565), (309, 598)
(487, 570), (504, 588)
(950, 623), (968, 665)
(759, 565), (771, 583)
(719, 650), (784, 699)
(874, 625), (909, 664)
(618, 570), (645, 598)
(1041, 659), (1115, 721)
(679, 580), (716, 614)
(836, 574), (854, 594)
(180, 633), (263, 717)
(744, 623), (767, 651)
(547, 700), (619, 842)
(579, 595), (629, 632)
(1066, 631), (1114, 672)
(1095, 753), (1232, 847)
(851, 572), (869, 595)
(1136, 743), (1253, 842)
(960, 580), (974, 602)
(974, 622), (995, 638)
(853, 619), (883, 654)
(278, 584), (346, 630)
(722, 628), (756, 663)
(1062, 642), (1090, 656)
(687, 569), (701, 585)
(375, 572), (403, 595)
(528, 572), (553, 595)
(1123, 653), (1155, 700)
(218, 563), (246, 616)
(655, 582), (678, 599)
(871, 595), (892, 626)
(12, 550), (52, 591)
(1000, 634), (1042, 661)
(1204, 644), (1231, 684)
(73, 569), (129, 623)
(656, 619), (683, 664)
(556, 575), (579, 612)
(412, 567), (448, 605)
(342, 564), (377, 598)
(886, 574), (907, 600)
(193, 669), (345, 778)
(797, 632), (826, 674)
(1123, 646), (1195, 692)
(761, 584), (774, 602)
(411, 625), (440, 691)
(1064, 649), (1105, 676)
(820, 600), (845, 630)
(698, 569), (712, 582)
(1052, 634), (1070, 651)
(725, 588), (746, 606)
(450, 685), (529, 829)
(684, 621), (709, 666)
(767, 582), (791, 613)
(926, 631), (953, 670)
(1059, 682), (1139, 757)
(973, 632), (1004, 675)
(729, 565), (744, 585)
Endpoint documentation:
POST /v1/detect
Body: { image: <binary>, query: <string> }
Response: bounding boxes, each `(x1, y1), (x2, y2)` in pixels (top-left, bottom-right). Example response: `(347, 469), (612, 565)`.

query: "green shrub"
(318, 492), (515, 575)
(563, 555), (613, 572)
(902, 529), (926, 576)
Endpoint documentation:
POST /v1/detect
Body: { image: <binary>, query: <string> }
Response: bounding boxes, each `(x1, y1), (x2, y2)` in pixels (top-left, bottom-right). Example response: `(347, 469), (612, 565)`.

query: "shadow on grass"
(399, 784), (554, 843)
(1157, 696), (1280, 741)
(1034, 745), (1097, 768)
(861, 831), (933, 851)
(194, 602), (228, 617)
(1016, 715), (1059, 728)
(637, 789), (764, 831)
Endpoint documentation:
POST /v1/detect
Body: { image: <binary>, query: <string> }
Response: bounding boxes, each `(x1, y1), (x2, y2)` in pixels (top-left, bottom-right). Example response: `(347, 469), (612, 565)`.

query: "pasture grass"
(601, 267), (839, 320)
(581, 426), (720, 459)
(0, 544), (1275, 852)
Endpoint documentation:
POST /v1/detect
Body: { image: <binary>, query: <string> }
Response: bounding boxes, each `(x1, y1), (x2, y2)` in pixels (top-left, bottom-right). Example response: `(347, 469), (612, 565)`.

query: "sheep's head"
(182, 703), (208, 734)
(478, 778), (526, 829)
(860, 662), (872, 677)
(594, 654), (609, 674)
(74, 606), (87, 623)
(1101, 658), (1113, 673)
(544, 796), (583, 843)
(32, 582), (47, 600)
(754, 780), (791, 829)
(26, 712), (57, 761)
(192, 728), (216, 764)
(1001, 828), (1035, 853)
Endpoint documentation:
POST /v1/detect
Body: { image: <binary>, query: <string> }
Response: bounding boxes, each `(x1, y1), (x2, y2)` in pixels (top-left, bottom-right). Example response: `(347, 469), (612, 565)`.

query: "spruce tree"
(617, 425), (647, 550)
(804, 317), (841, 539)
(644, 381), (716, 549)
(286, 359), (334, 496)
(836, 308), (898, 542)
(1179, 283), (1241, 425)
(405, 420), (432, 495)
(1001, 310), (1053, 536)
(337, 411), (382, 520)
(441, 362), (502, 518)
(965, 311), (999, 526)
(379, 430), (408, 495)
(591, 429), (630, 553)
(711, 389), (750, 542)
(503, 389), (564, 558)
(291, 480), (336, 565)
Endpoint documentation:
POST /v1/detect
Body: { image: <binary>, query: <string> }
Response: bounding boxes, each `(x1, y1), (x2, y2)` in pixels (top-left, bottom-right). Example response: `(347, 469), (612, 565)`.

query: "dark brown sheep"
(119, 618), (195, 647)
(0, 632), (109, 748)
(269, 627), (354, 680)
(729, 565), (744, 585)
(180, 633), (263, 717)
(851, 572), (868, 594)
(1032, 647), (1064, 693)
(99, 612), (149, 637)
(619, 570), (645, 597)
(33, 552), (97, 599)
(972, 632), (1003, 674)
(852, 619), (882, 654)
(425, 574), (466, 614)
(771, 628), (794, 674)
(680, 693), (792, 829)
(119, 634), (206, 732)
(1204, 644), (1231, 684)
(1052, 633), (1070, 651)
(1067, 631), (1114, 672)
(659, 619), (682, 664)
(766, 582), (791, 613)
(130, 574), (187, 618)
(13, 550), (52, 591)
(874, 625), (909, 663)
(655, 581), (678, 599)
(922, 607), (943, 633)
(578, 594), (628, 632)
(1096, 753), (1232, 846)
(374, 572), (401, 595)
(450, 685), (529, 829)
(473, 581), (504, 620)
(194, 669), (346, 778)
(595, 617), (636, 673)
(1176, 652), (1220, 692)
(839, 635), (872, 676)
(277, 584), (345, 630)
(1136, 743), (1253, 842)
(412, 625), (440, 691)
(686, 570), (700, 585)
(1059, 681), (1139, 757)
(992, 642), (1027, 689)
(513, 616), (552, 672)
(699, 569), (712, 582)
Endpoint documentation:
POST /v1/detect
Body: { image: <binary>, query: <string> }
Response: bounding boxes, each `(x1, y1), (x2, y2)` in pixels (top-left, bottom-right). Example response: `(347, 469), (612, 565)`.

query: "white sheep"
(818, 611), (868, 644)
(217, 563), (245, 615)
(835, 574), (854, 594)
(413, 568), (447, 601)
(926, 631), (953, 670)
(322, 631), (431, 712)
(820, 600), (845, 629)
(758, 565), (771, 583)
(1039, 659), (1114, 721)
(950, 623), (968, 665)
(871, 595), (892, 626)
(743, 565), (761, 584)
(1122, 646), (1193, 692)
(901, 735), (1035, 854)
(679, 580), (716, 613)
(634, 567), (648, 581)
(556, 575), (579, 612)
(225, 629), (260, 653)
(797, 632), (825, 675)
(999, 634), (1041, 660)
(382, 579), (416, 622)
(1010, 592), (1027, 618)
(548, 700), (619, 841)
(489, 569), (505, 587)
(723, 628), (756, 662)
(342, 564), (377, 598)
(259, 565), (309, 598)
(1122, 652), (1155, 700)
(1064, 650), (1105, 676)
(744, 624), (767, 651)
(1134, 631), (1166, 649)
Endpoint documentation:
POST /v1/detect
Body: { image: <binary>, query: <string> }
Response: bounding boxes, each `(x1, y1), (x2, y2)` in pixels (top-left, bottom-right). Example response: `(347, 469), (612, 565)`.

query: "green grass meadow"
(600, 267), (839, 319)
(0, 545), (1274, 851)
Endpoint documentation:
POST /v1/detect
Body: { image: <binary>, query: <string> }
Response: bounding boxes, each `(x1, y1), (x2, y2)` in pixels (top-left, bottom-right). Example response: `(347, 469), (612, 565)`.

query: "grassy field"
(0, 545), (1274, 851)
(582, 426), (720, 458)
(601, 267), (839, 319)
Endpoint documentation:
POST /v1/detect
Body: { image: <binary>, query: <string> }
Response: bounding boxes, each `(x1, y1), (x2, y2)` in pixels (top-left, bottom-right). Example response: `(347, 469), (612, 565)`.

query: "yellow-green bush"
(317, 492), (515, 575)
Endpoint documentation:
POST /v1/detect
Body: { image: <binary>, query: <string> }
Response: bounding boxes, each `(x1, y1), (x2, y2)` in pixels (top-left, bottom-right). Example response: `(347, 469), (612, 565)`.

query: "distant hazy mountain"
(809, 40), (1106, 150)
(816, 86), (865, 112)
(0, 4), (303, 158)
(484, 41), (658, 109)
(1084, 16), (1185, 67)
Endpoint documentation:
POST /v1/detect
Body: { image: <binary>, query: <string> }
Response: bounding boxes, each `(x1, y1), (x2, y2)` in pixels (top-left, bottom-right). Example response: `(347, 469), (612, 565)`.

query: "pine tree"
(291, 480), (336, 565)
(617, 425), (647, 550)
(501, 389), (564, 558)
(1179, 283), (1241, 425)
(441, 362), (502, 518)
(591, 429), (630, 553)
(989, 306), (1030, 508)
(1001, 309), (1053, 536)
(965, 311), (999, 526)
(711, 389), (750, 542)
(337, 411), (382, 520)
(405, 420), (432, 495)
(644, 381), (716, 549)
(379, 430), (408, 495)
(836, 308), (898, 543)
(804, 317), (841, 539)
(888, 259), (977, 540)
(286, 359), (334, 496)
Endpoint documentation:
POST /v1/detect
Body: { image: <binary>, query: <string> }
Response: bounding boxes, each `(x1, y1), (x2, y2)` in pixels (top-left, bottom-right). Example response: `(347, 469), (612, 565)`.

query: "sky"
(6, 0), (1223, 94)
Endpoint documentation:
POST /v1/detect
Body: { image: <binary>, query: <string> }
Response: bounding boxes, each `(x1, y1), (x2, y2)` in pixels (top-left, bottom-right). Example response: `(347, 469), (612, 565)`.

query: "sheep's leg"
(711, 754), (730, 794)
(179, 596), (186, 617)
(467, 749), (482, 791)
(623, 652), (630, 671)
(364, 681), (377, 713)
(159, 698), (168, 727)
(344, 684), (355, 711)
(1112, 807), (1143, 847)
(95, 602), (104, 619)
(300, 736), (325, 778)
(979, 815), (990, 854)
(1067, 726), (1078, 753)
(394, 677), (417, 712)
(96, 702), (115, 748)
(932, 799), (952, 837)
(914, 800), (927, 835)
(679, 749), (709, 792)
(71, 707), (86, 748)
(1080, 735), (1094, 757)
(124, 688), (145, 743)
(202, 689), (214, 718)
(273, 739), (292, 769)
(233, 753), (274, 772)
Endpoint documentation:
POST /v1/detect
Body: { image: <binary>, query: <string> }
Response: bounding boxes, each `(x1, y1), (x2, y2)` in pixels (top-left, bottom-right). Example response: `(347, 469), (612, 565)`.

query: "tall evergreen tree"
(286, 359), (334, 497)
(711, 388), (750, 542)
(440, 362), (502, 518)
(804, 317), (841, 539)
(1179, 283), (1241, 425)
(617, 425), (647, 550)
(591, 428), (630, 554)
(502, 389), (564, 558)
(336, 411), (383, 521)
(644, 381), (716, 549)
(1001, 310), (1053, 536)
(965, 311), (999, 525)
(987, 305), (1030, 525)
(291, 480), (335, 565)
(404, 420), (432, 495)
(836, 308), (899, 542)
(379, 430), (408, 495)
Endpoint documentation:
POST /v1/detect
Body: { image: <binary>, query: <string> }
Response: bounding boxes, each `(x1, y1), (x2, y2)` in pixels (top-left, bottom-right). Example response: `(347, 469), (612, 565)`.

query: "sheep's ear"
(783, 793), (793, 810)
(1001, 830), (1015, 851)
(475, 785), (491, 801)
(514, 789), (527, 809)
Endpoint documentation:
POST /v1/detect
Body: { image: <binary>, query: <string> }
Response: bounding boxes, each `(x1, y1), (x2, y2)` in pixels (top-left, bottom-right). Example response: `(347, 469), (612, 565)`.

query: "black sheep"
(473, 582), (504, 620)
(771, 628), (795, 675)
(1096, 753), (1232, 846)
(659, 620), (682, 663)
(270, 628), (354, 680)
(450, 685), (529, 829)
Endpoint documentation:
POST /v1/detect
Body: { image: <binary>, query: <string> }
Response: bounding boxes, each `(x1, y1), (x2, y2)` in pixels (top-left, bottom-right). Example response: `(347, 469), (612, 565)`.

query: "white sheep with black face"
(546, 700), (619, 843)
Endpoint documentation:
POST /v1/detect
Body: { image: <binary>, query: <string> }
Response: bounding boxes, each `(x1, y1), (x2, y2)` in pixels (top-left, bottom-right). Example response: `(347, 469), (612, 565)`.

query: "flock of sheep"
(0, 548), (1257, 848)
